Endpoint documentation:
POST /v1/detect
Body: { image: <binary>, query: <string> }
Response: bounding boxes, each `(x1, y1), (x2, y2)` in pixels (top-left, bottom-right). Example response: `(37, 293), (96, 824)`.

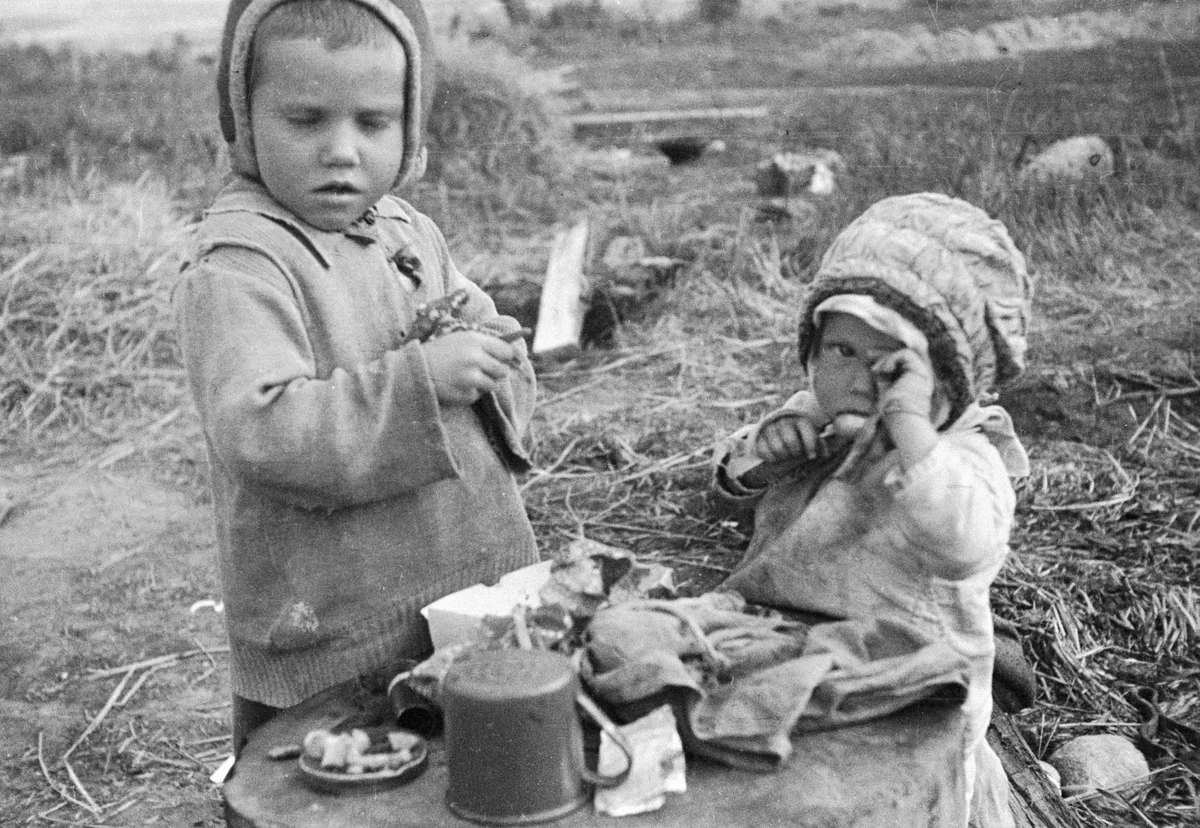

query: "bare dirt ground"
(1, 445), (229, 824)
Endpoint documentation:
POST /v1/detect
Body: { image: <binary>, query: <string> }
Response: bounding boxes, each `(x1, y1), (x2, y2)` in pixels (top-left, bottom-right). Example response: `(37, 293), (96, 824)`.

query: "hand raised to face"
(871, 348), (936, 423)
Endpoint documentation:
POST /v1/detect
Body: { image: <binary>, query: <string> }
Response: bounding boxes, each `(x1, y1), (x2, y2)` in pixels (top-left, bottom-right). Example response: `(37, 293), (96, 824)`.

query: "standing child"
(713, 193), (1033, 827)
(174, 0), (538, 753)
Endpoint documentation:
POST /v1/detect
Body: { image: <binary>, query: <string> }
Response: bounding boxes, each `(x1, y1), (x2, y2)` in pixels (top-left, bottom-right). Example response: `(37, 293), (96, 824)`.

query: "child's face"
(809, 311), (904, 428)
(250, 37), (407, 231)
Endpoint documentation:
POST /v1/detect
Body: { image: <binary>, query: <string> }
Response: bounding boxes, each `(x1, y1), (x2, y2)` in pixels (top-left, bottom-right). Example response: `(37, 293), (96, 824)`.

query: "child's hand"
(422, 330), (518, 406)
(871, 348), (939, 470)
(870, 348), (935, 422)
(754, 415), (825, 464)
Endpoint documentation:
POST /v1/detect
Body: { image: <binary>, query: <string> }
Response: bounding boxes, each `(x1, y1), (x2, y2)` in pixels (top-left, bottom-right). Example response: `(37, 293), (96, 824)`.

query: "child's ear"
(406, 146), (428, 183)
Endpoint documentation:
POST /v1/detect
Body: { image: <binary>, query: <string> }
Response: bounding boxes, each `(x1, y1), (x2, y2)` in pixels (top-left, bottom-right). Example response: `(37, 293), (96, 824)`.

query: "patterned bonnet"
(797, 192), (1033, 424)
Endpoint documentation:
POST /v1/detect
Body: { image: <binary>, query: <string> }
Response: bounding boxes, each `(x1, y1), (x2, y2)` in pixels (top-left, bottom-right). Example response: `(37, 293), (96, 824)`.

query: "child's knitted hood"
(798, 193), (1033, 425)
(216, 0), (435, 188)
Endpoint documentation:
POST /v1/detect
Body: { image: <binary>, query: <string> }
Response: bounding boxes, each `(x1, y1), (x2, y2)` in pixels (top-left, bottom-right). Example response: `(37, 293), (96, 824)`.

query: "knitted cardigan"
(174, 179), (538, 706)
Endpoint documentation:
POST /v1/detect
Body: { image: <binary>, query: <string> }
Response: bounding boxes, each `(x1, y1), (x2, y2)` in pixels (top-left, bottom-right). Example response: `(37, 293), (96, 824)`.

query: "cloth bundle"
(583, 592), (971, 771)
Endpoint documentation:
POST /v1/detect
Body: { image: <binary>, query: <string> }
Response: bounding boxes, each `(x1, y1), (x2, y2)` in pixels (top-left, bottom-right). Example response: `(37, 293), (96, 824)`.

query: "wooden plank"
(570, 105), (772, 128)
(570, 106), (772, 142)
(532, 219), (590, 359)
(988, 713), (1083, 828)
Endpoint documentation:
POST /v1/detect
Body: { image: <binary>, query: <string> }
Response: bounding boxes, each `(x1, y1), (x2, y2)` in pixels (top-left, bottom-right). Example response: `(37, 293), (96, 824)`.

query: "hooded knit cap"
(216, 0), (435, 188)
(798, 192), (1033, 425)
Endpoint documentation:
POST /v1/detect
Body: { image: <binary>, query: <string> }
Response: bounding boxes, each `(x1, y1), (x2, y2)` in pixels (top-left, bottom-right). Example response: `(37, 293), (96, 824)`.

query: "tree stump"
(226, 683), (974, 828)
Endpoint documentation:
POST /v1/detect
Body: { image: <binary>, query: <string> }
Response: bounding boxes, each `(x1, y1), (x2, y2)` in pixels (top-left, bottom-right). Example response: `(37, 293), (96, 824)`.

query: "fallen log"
(988, 713), (1083, 828)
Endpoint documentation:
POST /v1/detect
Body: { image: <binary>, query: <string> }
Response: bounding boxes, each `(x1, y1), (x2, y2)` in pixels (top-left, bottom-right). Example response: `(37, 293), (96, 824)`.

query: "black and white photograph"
(1, 1), (1198, 826)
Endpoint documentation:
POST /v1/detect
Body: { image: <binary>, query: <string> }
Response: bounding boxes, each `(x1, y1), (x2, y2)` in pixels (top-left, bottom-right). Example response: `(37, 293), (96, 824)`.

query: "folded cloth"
(584, 593), (970, 770)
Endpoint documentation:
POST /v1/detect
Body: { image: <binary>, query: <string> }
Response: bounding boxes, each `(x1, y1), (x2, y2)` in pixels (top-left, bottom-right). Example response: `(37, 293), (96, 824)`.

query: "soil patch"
(0, 445), (226, 826)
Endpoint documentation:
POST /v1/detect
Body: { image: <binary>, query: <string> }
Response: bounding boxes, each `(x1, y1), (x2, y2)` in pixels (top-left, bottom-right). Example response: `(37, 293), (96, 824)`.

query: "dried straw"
(0, 175), (188, 439)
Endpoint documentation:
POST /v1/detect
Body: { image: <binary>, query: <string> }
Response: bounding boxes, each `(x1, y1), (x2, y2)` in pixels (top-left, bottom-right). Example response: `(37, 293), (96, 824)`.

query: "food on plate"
(301, 727), (422, 775)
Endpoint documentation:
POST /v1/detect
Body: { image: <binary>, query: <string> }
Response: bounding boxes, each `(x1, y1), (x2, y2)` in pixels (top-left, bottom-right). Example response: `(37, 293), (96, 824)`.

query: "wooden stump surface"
(225, 683), (971, 828)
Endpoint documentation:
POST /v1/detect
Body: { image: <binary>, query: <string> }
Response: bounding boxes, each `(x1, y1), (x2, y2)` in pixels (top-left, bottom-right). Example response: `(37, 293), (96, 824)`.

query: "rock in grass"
(1018, 135), (1120, 183)
(754, 150), (845, 197)
(1048, 734), (1150, 796)
(1037, 760), (1061, 795)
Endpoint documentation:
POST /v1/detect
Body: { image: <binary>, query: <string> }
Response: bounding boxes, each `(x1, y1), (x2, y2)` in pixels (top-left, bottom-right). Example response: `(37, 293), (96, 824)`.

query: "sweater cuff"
(712, 427), (767, 499)
(717, 454), (771, 498)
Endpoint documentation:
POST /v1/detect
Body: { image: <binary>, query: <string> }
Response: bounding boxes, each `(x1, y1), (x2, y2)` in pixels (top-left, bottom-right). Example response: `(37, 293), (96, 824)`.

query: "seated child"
(173, 0), (538, 752)
(713, 193), (1033, 827)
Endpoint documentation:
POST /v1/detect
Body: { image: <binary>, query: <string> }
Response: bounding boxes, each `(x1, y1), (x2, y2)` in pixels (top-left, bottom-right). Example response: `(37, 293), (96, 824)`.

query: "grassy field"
(2, 5), (1200, 826)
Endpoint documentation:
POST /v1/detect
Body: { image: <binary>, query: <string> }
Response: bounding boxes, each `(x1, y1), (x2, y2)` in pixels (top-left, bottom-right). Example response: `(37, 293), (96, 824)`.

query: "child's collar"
(207, 177), (412, 265)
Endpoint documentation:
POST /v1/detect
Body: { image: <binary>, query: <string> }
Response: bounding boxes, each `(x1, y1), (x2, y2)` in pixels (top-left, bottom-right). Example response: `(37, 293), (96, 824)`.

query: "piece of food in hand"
(830, 413), (869, 438)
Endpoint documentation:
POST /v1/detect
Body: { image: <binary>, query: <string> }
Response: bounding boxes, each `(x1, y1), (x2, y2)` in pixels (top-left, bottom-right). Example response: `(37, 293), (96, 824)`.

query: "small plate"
(297, 733), (428, 794)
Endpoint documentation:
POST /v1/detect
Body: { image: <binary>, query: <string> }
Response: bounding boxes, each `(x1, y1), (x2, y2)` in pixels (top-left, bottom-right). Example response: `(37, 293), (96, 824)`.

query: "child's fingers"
(796, 417), (823, 458)
(477, 332), (520, 365)
(756, 419), (817, 462)
(753, 426), (779, 461)
(872, 348), (933, 384)
(872, 349), (936, 421)
(870, 350), (908, 384)
(763, 428), (794, 461)
(422, 333), (515, 405)
(479, 356), (511, 384)
(498, 327), (533, 343)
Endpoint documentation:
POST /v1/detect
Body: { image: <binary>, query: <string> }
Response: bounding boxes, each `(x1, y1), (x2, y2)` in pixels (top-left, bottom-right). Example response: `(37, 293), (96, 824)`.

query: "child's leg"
(231, 694), (282, 758)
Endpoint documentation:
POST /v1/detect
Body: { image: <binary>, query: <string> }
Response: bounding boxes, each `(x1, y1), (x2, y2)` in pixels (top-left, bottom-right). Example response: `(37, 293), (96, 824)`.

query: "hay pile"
(0, 176), (188, 439)
(424, 36), (569, 187)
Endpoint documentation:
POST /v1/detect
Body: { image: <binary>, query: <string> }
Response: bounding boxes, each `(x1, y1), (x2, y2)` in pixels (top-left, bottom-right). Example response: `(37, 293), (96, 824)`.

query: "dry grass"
(0, 175), (189, 441)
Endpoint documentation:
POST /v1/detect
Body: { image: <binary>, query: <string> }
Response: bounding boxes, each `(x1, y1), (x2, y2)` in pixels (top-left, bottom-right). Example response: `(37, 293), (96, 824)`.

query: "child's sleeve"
(712, 390), (822, 502)
(173, 245), (461, 511)
(882, 433), (1016, 581)
(416, 212), (537, 467)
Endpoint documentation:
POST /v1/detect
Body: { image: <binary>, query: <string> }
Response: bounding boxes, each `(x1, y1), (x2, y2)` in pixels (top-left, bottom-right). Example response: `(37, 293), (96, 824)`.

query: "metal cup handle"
(575, 691), (633, 788)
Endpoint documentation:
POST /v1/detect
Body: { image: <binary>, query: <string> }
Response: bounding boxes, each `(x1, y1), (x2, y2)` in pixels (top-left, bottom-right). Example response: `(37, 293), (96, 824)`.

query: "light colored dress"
(714, 390), (1028, 828)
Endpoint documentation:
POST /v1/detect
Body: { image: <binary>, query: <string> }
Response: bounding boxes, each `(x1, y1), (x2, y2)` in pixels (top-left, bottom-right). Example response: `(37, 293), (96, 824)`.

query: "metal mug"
(443, 648), (632, 825)
(387, 673), (443, 737)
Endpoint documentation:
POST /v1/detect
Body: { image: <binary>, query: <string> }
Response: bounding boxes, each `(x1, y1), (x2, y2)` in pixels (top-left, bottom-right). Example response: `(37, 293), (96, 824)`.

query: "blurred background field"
(2, 1), (1199, 826)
